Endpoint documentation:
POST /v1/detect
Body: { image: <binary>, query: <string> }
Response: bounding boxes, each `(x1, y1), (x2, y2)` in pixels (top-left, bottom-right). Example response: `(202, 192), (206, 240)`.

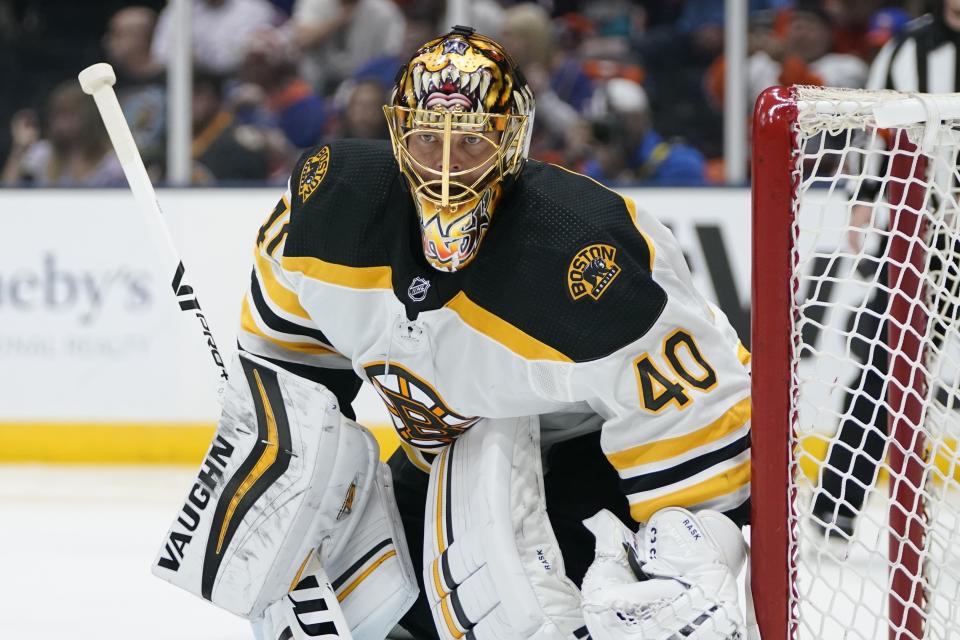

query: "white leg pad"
(152, 351), (379, 620)
(422, 417), (588, 640)
(325, 461), (419, 640)
(253, 462), (419, 640)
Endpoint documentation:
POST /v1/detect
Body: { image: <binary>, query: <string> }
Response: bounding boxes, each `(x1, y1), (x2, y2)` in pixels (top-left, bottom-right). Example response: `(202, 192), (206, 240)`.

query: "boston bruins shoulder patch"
(298, 146), (331, 203)
(567, 243), (621, 301)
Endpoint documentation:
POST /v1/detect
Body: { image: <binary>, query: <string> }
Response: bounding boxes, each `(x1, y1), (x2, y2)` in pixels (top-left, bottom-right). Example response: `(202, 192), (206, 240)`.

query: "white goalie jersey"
(239, 139), (752, 525)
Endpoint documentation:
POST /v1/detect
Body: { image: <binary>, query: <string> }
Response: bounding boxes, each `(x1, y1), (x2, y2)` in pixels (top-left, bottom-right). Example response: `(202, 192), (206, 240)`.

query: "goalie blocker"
(152, 351), (417, 639)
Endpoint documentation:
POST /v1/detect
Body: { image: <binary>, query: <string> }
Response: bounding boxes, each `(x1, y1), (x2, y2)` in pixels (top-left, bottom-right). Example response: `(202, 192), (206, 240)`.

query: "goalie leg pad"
(153, 351), (379, 619)
(324, 460), (419, 639)
(422, 416), (588, 640)
(252, 462), (419, 640)
(426, 529), (500, 626)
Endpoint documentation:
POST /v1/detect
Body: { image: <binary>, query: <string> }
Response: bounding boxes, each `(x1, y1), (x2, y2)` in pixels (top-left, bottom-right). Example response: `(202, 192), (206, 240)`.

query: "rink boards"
(0, 185), (878, 467)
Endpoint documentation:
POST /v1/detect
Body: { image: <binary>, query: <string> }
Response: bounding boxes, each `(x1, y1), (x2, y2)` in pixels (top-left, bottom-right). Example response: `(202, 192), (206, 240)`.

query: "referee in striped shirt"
(814, 0), (960, 537)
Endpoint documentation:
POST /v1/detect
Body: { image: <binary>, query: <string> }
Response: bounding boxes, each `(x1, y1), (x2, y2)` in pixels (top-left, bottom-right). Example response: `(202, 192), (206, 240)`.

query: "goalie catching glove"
(581, 508), (747, 640)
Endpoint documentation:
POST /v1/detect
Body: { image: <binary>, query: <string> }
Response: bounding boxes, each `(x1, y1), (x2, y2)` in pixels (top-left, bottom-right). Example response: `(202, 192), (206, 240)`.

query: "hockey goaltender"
(152, 26), (754, 640)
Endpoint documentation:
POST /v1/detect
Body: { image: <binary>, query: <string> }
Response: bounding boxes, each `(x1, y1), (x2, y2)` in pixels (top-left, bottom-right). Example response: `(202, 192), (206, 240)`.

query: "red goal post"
(751, 85), (960, 640)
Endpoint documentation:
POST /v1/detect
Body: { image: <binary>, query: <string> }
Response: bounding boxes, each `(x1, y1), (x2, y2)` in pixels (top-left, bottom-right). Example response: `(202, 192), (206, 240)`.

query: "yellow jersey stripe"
(281, 255), (393, 290)
(336, 550), (397, 602)
(254, 249), (312, 320)
(241, 297), (338, 356)
(629, 458), (751, 523)
(607, 396), (751, 471)
(549, 163), (655, 271)
(737, 342), (751, 365)
(445, 292), (573, 363)
(619, 194), (656, 271)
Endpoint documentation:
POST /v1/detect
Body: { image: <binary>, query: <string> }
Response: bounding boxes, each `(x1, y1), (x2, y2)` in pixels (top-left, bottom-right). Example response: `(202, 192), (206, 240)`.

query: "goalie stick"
(77, 62), (355, 640)
(77, 63), (228, 395)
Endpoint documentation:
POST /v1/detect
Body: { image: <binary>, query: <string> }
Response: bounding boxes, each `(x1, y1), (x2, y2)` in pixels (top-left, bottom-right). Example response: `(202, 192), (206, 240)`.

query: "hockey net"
(751, 85), (960, 640)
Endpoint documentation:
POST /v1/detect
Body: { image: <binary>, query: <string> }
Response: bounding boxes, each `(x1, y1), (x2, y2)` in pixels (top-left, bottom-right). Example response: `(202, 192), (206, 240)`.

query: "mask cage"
(384, 106), (529, 208)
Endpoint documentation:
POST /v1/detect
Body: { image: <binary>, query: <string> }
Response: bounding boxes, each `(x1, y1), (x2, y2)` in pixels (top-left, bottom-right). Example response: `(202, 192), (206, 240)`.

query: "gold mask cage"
(384, 106), (529, 208)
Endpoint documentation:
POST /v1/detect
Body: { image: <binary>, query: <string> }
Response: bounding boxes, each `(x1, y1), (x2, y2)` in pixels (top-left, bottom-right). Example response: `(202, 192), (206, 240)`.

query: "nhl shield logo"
(567, 243), (621, 301)
(408, 276), (431, 302)
(298, 146), (330, 203)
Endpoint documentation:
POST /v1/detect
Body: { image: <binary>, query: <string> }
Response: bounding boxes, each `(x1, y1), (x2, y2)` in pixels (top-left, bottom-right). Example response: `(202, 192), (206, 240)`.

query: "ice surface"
(0, 465), (252, 639)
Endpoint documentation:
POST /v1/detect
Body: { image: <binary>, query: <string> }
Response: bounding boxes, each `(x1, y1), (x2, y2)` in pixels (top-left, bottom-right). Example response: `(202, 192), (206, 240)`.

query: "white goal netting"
(788, 86), (960, 640)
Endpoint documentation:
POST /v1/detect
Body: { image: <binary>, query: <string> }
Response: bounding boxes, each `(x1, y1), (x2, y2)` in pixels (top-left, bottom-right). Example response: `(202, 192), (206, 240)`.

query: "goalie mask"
(385, 26), (535, 272)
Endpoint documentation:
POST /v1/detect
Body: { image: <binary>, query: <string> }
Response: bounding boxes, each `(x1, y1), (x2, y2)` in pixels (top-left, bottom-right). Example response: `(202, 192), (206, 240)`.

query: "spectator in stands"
(498, 3), (589, 164)
(863, 6), (911, 59)
(630, 0), (729, 159)
(349, 3), (442, 91)
(238, 27), (328, 150)
(291, 0), (404, 95)
(823, 0), (884, 60)
(501, 3), (595, 114)
(191, 72), (270, 183)
(2, 108), (42, 185)
(152, 0), (280, 76)
(576, 34), (646, 95)
(103, 6), (166, 177)
(327, 77), (389, 140)
(580, 0), (645, 67)
(0, 0), (16, 162)
(582, 78), (705, 186)
(1, 82), (124, 186)
(442, 0), (504, 40)
(746, 1), (868, 103)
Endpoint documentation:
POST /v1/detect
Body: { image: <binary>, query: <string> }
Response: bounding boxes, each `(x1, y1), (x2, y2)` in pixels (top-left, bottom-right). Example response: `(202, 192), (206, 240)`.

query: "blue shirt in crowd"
(585, 129), (706, 186)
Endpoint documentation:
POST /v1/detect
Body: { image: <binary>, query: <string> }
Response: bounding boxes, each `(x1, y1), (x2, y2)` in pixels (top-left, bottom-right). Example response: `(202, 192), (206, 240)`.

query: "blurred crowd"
(0, 0), (929, 187)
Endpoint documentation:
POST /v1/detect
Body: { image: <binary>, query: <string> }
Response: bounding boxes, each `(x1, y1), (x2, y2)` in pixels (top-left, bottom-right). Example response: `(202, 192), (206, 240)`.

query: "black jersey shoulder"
(462, 161), (668, 362)
(282, 139), (408, 267)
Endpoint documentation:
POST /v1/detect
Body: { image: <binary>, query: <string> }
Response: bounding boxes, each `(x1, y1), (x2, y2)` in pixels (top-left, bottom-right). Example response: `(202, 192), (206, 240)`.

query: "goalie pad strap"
(253, 550), (352, 640)
(423, 416), (587, 640)
(253, 461), (419, 640)
(325, 461), (419, 639)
